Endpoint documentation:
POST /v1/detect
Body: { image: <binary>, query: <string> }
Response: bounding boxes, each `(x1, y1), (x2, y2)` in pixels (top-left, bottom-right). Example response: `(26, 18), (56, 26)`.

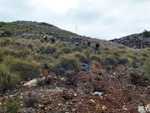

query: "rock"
(145, 104), (150, 112)
(92, 92), (102, 97)
(23, 77), (45, 87)
(23, 79), (38, 87)
(138, 106), (146, 113)
(65, 70), (75, 75)
(81, 64), (90, 72)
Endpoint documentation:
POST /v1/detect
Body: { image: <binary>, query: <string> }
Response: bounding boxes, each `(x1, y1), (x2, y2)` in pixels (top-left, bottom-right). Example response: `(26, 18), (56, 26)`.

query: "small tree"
(143, 30), (150, 37)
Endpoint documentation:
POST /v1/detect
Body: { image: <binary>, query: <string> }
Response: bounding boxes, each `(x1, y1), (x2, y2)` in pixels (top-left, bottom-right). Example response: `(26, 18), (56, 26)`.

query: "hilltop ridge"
(0, 21), (81, 38)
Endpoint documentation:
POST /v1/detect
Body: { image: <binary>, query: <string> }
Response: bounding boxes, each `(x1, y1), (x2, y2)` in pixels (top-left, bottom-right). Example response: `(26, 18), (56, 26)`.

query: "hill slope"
(0, 21), (150, 113)
(0, 21), (81, 38)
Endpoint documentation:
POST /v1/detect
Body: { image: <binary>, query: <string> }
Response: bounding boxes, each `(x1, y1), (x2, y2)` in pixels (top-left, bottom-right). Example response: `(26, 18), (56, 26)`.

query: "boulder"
(138, 106), (146, 113)
(23, 77), (45, 87)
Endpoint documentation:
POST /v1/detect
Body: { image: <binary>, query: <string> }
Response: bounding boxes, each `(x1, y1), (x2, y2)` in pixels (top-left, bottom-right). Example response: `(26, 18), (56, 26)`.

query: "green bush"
(44, 45), (56, 54)
(90, 54), (102, 62)
(2, 48), (30, 58)
(0, 65), (21, 93)
(72, 52), (87, 63)
(60, 47), (72, 54)
(56, 47), (72, 58)
(9, 59), (39, 79)
(0, 22), (9, 26)
(52, 55), (81, 75)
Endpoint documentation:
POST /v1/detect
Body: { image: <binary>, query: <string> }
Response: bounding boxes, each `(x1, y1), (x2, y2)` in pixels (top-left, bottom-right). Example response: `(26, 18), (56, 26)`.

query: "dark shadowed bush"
(118, 58), (129, 65)
(130, 72), (149, 86)
(131, 62), (138, 68)
(104, 58), (116, 65)
(2, 30), (12, 37)
(90, 54), (102, 62)
(23, 94), (38, 107)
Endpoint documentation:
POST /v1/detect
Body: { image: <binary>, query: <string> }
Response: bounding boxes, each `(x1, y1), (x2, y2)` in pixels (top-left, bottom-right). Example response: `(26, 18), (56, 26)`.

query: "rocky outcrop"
(111, 33), (150, 49)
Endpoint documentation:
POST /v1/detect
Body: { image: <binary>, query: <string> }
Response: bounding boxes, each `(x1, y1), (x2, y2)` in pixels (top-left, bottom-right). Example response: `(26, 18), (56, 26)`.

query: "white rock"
(23, 79), (38, 87)
(145, 104), (150, 112)
(23, 77), (45, 87)
(138, 106), (146, 113)
(92, 92), (102, 97)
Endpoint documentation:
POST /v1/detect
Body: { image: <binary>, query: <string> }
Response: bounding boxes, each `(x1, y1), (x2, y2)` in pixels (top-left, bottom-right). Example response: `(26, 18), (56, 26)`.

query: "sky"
(1, 0), (150, 40)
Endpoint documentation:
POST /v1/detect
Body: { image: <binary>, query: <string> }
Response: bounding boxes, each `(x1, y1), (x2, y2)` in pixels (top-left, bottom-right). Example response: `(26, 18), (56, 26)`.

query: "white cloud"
(1, 0), (150, 40)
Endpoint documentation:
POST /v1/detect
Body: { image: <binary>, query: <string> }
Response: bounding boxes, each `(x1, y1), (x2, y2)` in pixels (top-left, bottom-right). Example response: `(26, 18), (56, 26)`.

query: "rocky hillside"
(111, 30), (150, 49)
(0, 21), (150, 113)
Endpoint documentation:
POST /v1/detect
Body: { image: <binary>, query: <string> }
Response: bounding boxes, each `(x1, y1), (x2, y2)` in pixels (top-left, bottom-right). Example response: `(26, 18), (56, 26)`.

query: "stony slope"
(0, 64), (150, 113)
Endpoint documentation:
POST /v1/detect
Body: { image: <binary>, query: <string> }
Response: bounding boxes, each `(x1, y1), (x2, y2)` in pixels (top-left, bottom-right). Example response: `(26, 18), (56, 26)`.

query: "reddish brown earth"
(0, 63), (150, 113)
